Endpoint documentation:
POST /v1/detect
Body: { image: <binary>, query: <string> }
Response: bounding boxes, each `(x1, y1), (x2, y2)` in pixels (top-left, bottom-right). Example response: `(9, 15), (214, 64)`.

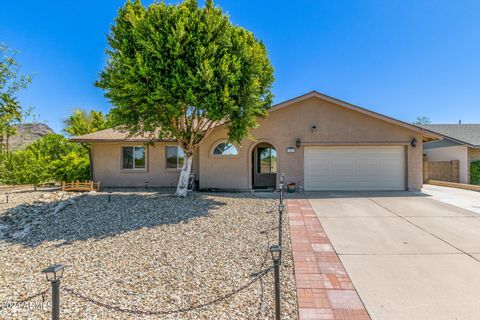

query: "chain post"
(270, 245), (282, 320)
(42, 264), (64, 320)
(51, 280), (60, 320)
(278, 173), (285, 247)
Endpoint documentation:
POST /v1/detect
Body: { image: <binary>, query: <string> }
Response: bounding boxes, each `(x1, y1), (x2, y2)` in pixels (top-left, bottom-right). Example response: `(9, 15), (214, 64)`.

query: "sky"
(1, 0), (479, 133)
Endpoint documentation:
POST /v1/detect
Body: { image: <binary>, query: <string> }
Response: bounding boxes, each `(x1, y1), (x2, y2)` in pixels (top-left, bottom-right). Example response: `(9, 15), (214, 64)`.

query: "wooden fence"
(61, 181), (101, 192)
(423, 160), (459, 183)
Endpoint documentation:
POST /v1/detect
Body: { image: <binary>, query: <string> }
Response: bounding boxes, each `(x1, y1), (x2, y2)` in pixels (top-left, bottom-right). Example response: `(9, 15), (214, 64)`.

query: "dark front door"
(252, 143), (277, 188)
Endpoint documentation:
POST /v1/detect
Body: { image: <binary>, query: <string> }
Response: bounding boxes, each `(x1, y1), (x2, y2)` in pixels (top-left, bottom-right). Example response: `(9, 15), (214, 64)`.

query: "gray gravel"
(0, 188), (297, 319)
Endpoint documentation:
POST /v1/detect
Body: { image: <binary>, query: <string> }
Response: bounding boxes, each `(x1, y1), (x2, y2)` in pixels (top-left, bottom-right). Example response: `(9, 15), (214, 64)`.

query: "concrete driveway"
(422, 184), (480, 214)
(307, 190), (480, 320)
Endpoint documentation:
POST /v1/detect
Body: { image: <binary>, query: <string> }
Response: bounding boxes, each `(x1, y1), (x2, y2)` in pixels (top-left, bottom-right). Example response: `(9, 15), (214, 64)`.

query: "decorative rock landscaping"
(0, 188), (297, 319)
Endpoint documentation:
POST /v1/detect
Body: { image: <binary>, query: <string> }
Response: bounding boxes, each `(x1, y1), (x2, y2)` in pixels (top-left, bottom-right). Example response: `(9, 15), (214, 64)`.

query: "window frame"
(121, 145), (147, 171)
(165, 145), (185, 170)
(210, 140), (240, 158)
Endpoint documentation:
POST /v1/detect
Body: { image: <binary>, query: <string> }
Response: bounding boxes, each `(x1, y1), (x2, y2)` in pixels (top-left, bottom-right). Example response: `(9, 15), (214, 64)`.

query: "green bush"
(471, 160), (480, 185)
(0, 134), (90, 186)
(50, 151), (90, 182)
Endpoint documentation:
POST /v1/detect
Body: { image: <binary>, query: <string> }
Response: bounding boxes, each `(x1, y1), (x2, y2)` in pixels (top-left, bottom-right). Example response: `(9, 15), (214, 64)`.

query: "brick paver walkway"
(287, 199), (371, 320)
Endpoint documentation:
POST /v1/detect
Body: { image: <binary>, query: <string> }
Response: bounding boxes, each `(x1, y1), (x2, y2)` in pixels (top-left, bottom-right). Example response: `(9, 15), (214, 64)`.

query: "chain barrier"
(0, 289), (49, 310)
(4, 186), (284, 317)
(64, 266), (272, 316)
(61, 194), (281, 316)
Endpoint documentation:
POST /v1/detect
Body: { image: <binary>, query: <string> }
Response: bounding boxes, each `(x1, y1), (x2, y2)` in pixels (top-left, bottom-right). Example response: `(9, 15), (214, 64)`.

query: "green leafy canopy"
(0, 134), (90, 186)
(64, 109), (111, 137)
(0, 44), (32, 153)
(96, 0), (274, 153)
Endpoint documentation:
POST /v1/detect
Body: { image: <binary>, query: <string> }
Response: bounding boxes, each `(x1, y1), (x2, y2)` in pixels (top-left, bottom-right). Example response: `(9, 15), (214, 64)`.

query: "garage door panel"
(304, 146), (406, 191)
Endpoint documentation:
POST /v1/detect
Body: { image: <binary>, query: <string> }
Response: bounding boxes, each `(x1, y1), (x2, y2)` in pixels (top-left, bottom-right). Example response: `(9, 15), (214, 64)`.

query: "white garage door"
(304, 146), (406, 191)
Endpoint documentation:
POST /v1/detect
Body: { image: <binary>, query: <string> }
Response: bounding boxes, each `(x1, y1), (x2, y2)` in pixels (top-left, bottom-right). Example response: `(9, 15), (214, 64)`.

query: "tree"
(0, 44), (32, 154)
(96, 0), (274, 196)
(0, 150), (47, 189)
(64, 109), (111, 180)
(413, 116), (431, 125)
(0, 134), (90, 187)
(64, 109), (110, 137)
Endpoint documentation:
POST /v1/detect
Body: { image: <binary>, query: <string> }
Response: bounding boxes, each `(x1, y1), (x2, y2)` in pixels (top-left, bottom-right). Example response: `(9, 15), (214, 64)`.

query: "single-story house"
(71, 91), (442, 191)
(421, 124), (480, 184)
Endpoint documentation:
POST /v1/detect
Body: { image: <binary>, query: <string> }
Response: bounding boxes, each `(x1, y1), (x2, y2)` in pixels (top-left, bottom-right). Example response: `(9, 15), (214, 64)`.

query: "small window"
(213, 142), (238, 156)
(122, 146), (146, 169)
(257, 147), (277, 173)
(166, 146), (185, 169)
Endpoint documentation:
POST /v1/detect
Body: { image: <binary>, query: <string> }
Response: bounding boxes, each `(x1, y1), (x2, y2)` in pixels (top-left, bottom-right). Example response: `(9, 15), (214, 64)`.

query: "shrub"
(471, 160), (480, 185)
(0, 133), (90, 186)
(50, 151), (90, 182)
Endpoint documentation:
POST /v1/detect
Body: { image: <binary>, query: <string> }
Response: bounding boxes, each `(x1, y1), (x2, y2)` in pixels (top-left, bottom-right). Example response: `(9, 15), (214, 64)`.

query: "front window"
(122, 146), (146, 169)
(213, 142), (238, 156)
(166, 146), (185, 169)
(257, 147), (277, 173)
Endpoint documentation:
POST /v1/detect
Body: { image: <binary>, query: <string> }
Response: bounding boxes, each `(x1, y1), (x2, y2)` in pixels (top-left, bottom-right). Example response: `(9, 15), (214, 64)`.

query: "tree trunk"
(175, 153), (193, 197)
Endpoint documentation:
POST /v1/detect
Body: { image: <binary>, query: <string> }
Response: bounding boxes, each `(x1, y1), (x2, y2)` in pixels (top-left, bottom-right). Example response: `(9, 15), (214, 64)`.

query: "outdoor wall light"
(311, 124), (317, 134)
(42, 264), (65, 282)
(296, 138), (301, 148)
(411, 137), (417, 148)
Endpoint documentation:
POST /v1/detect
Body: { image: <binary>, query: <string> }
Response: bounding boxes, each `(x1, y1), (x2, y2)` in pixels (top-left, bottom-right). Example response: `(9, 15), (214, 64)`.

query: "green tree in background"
(64, 109), (110, 137)
(0, 151), (47, 189)
(96, 0), (274, 196)
(0, 134), (89, 188)
(413, 116), (431, 125)
(64, 109), (111, 180)
(0, 44), (32, 153)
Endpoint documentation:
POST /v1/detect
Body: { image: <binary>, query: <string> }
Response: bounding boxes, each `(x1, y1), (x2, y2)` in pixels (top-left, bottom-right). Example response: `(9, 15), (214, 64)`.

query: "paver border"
(287, 198), (371, 320)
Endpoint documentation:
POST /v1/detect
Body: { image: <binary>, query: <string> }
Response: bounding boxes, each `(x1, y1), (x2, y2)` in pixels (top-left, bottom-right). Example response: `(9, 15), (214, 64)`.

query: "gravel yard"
(0, 188), (297, 319)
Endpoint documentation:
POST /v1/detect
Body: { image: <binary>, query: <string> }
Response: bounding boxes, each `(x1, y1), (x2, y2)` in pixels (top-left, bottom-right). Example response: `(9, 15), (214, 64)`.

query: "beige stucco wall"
(91, 142), (199, 187)
(424, 145), (469, 183)
(199, 96), (424, 191)
(469, 148), (480, 163)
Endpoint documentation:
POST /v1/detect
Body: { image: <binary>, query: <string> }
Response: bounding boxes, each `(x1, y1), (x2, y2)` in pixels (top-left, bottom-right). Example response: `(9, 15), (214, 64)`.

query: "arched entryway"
(251, 142), (277, 189)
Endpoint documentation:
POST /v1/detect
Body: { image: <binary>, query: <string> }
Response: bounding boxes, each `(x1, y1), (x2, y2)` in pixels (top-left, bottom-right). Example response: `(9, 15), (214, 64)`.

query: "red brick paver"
(287, 199), (371, 320)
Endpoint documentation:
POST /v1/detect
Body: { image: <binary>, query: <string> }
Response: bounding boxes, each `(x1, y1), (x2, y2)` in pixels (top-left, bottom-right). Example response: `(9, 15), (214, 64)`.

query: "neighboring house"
(421, 124), (480, 184)
(71, 91), (441, 191)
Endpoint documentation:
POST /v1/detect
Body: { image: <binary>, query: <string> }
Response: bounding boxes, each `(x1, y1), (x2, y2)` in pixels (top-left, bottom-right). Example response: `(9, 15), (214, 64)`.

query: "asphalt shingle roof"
(420, 124), (480, 147)
(70, 128), (175, 142)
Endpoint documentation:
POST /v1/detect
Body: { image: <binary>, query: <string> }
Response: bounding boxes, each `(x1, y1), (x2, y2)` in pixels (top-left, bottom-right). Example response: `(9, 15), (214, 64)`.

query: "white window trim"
(121, 145), (148, 172)
(165, 145), (185, 170)
(210, 139), (240, 158)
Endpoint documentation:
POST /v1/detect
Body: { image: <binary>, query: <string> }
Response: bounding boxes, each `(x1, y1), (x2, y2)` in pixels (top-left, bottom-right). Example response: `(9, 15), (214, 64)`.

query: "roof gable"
(269, 91), (442, 141)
